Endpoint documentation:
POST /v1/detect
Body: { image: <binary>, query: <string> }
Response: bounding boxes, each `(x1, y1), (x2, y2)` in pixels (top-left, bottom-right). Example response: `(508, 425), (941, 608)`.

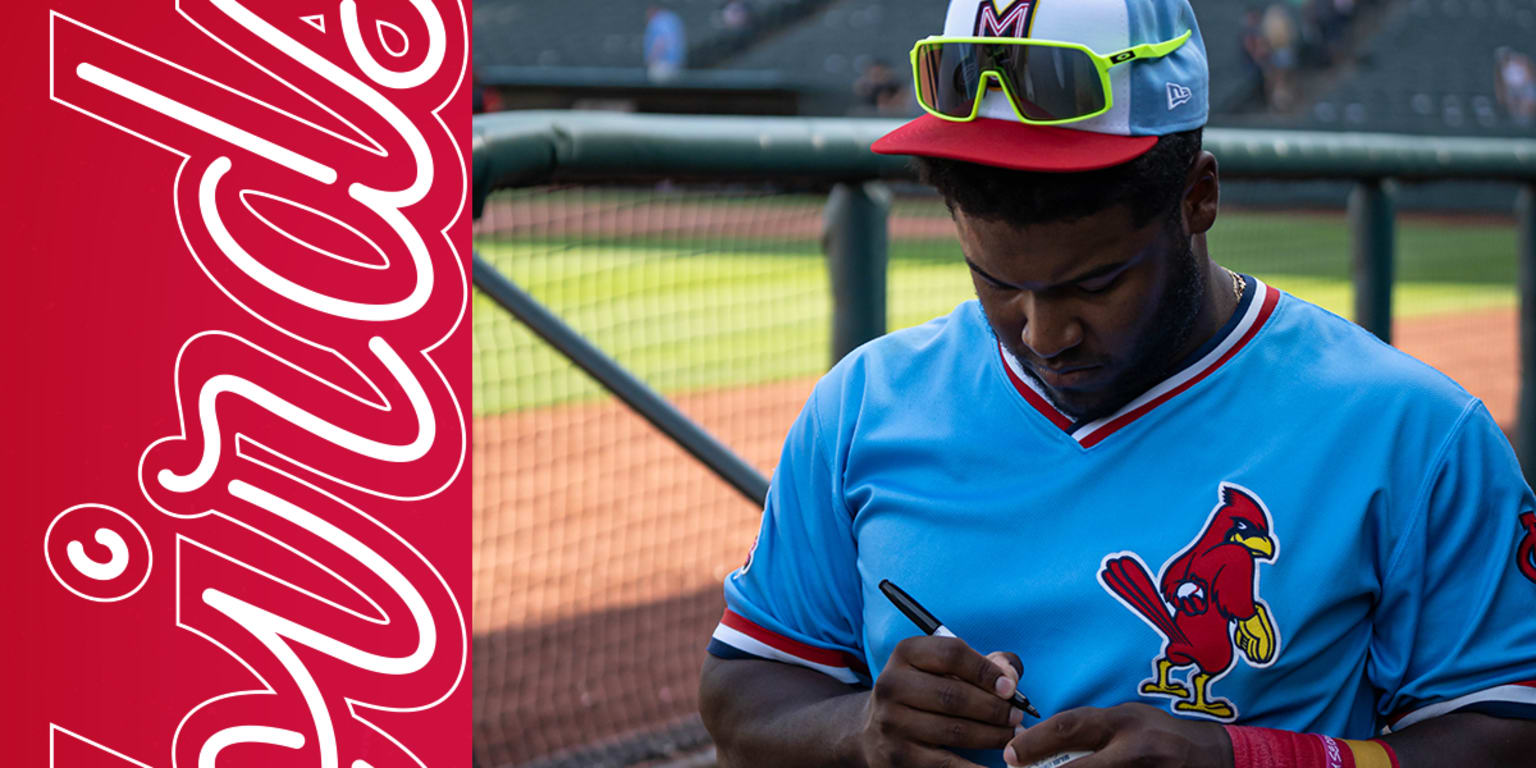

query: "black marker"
(879, 579), (1042, 718)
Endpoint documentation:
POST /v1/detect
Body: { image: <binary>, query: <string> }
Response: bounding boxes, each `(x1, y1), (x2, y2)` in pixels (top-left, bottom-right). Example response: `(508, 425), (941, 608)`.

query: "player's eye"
(973, 269), (1016, 291)
(1077, 273), (1119, 294)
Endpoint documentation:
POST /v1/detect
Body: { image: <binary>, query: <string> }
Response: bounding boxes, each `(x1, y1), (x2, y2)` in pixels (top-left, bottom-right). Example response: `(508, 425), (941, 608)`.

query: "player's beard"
(1001, 222), (1206, 424)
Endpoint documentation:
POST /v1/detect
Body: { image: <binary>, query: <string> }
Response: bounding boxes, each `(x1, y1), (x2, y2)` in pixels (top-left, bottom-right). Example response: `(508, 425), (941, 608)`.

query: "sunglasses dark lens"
(916, 42), (984, 117)
(1000, 44), (1104, 121)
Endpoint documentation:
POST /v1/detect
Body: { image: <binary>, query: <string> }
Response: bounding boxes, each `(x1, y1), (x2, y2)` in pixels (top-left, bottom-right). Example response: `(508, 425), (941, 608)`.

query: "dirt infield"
(472, 306), (1518, 766)
(1396, 307), (1518, 423)
(472, 379), (812, 765)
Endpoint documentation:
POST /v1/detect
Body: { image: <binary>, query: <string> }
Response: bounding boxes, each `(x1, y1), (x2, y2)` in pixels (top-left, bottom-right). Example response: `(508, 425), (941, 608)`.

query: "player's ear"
(1183, 151), (1219, 236)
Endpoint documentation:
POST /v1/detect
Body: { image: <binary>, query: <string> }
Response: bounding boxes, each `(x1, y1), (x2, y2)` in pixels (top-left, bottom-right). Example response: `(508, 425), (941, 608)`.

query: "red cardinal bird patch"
(1098, 482), (1281, 722)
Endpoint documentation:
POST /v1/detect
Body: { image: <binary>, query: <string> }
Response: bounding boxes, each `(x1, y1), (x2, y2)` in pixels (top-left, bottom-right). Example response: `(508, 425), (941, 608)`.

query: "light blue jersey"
(709, 279), (1536, 764)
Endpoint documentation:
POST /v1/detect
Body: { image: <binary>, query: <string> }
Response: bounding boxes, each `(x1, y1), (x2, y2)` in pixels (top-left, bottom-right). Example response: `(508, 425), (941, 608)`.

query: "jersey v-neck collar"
(997, 275), (1279, 449)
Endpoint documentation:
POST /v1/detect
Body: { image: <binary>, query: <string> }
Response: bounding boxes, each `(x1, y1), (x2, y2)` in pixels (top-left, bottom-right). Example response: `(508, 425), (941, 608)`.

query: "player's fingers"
(1004, 708), (1114, 766)
(894, 705), (1017, 750)
(875, 664), (1021, 726)
(899, 636), (1017, 701)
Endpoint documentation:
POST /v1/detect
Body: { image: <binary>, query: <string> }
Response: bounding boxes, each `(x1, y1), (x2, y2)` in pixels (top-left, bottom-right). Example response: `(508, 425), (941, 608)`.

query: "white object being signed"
(1023, 750), (1092, 768)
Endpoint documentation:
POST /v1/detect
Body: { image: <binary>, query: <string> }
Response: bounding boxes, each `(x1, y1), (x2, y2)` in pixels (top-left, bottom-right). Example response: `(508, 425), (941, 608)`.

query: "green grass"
(474, 211), (1517, 415)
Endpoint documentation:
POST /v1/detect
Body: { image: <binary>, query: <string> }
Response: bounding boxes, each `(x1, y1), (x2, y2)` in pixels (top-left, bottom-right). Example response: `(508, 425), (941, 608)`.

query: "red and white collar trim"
(999, 277), (1280, 448)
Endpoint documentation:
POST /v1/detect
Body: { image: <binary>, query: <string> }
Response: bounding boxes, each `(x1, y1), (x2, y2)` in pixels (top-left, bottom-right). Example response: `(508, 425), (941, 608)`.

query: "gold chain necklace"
(1227, 268), (1245, 301)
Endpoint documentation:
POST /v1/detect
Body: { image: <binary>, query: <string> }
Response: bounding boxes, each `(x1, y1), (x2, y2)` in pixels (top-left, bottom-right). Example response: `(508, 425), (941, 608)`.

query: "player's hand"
(858, 637), (1025, 767)
(1003, 703), (1233, 768)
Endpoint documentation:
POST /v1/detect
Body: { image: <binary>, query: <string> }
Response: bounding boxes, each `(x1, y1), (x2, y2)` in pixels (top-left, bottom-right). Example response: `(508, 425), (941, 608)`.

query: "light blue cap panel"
(1124, 0), (1209, 135)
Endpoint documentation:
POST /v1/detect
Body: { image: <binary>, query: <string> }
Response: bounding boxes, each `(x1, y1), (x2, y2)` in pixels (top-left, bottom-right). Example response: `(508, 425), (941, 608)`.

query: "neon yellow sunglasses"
(910, 30), (1192, 125)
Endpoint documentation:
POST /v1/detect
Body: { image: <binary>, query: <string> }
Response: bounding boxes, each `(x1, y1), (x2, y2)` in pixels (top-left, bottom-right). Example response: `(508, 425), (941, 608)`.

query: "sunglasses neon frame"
(909, 29), (1192, 125)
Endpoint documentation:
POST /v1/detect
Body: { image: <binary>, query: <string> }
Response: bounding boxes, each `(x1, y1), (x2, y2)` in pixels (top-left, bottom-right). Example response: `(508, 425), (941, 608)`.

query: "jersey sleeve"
(707, 383), (870, 686)
(1369, 400), (1536, 730)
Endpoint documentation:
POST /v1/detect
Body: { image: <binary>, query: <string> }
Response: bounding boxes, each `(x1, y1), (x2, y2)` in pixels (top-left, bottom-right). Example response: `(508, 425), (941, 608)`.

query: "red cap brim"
(871, 114), (1158, 172)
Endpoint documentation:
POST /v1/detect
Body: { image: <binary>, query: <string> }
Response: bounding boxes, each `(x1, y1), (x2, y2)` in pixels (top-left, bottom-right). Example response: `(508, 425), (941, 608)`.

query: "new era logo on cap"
(1167, 82), (1193, 110)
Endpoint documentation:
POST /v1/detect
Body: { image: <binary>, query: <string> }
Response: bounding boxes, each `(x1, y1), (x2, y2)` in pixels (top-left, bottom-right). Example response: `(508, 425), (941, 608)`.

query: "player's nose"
(1019, 294), (1083, 361)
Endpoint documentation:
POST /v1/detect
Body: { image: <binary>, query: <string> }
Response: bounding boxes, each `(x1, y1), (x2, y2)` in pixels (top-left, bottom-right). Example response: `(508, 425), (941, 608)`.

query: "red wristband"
(1226, 725), (1400, 768)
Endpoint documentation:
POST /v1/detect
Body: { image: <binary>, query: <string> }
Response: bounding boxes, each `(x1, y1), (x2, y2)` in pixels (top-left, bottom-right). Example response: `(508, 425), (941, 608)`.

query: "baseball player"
(698, 0), (1536, 766)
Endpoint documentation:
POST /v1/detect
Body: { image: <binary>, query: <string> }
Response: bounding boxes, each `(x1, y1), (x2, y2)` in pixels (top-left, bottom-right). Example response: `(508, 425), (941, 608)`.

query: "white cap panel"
(1029, 0), (1131, 134)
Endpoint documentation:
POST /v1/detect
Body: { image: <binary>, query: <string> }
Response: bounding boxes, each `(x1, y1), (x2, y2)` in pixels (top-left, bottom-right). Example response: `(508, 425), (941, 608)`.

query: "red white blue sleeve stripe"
(708, 608), (869, 685)
(1386, 680), (1536, 730)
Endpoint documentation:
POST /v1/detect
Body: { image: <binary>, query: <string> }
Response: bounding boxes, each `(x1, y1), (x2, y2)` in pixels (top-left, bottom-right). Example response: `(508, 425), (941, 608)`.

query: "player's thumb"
(985, 651), (1022, 686)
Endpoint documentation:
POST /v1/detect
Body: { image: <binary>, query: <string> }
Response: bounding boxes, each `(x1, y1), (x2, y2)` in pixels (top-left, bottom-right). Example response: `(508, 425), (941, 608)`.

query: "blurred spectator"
(1233, 0), (1373, 114)
(471, 68), (504, 115)
(1237, 9), (1270, 111)
(1299, 0), (1335, 67)
(1495, 47), (1536, 126)
(1261, 4), (1298, 110)
(644, 4), (687, 81)
(852, 59), (909, 116)
(720, 0), (754, 31)
(1317, 0), (1348, 49)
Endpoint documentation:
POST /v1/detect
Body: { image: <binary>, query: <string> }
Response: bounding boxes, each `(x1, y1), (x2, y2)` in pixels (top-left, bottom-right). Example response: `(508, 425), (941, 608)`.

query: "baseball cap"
(871, 0), (1209, 172)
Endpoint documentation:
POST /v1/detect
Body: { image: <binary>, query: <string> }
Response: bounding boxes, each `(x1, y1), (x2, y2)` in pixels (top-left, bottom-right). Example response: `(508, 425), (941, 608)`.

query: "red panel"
(3, 2), (471, 766)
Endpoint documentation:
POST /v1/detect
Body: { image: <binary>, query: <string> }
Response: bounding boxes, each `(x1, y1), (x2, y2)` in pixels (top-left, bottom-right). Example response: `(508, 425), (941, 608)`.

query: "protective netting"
(472, 186), (831, 768)
(471, 182), (1519, 767)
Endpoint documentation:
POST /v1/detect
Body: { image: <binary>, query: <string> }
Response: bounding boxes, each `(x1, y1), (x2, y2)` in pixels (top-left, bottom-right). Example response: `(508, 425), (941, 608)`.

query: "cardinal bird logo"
(1098, 482), (1280, 721)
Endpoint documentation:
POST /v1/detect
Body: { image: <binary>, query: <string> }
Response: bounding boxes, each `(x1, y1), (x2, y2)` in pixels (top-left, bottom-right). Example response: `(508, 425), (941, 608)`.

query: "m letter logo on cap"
(1167, 82), (1193, 110)
(975, 0), (1035, 37)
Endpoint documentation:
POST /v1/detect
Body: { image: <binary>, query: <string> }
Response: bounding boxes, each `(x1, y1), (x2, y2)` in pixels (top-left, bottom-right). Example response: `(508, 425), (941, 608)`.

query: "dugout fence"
(471, 110), (1536, 768)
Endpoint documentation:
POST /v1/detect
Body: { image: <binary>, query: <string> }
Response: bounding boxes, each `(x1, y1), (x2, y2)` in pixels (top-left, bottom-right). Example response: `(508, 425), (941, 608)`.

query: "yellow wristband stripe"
(1341, 739), (1396, 768)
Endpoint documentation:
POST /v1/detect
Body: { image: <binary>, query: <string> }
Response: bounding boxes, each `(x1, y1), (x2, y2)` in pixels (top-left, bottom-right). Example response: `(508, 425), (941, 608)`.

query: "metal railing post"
(1517, 183), (1536, 484)
(824, 181), (891, 365)
(1349, 178), (1396, 343)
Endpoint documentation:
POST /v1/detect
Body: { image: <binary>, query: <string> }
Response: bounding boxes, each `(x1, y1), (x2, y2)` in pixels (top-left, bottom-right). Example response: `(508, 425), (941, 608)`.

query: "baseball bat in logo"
(44, 1), (470, 766)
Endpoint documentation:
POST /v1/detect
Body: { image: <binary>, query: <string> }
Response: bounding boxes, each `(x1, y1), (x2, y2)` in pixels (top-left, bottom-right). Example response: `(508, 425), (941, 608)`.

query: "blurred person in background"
(645, 4), (687, 81)
(1237, 8), (1271, 112)
(1298, 0), (1335, 67)
(1316, 0), (1351, 56)
(1261, 4), (1298, 110)
(471, 68), (503, 115)
(720, 0), (754, 32)
(1495, 47), (1536, 126)
(853, 59), (910, 116)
